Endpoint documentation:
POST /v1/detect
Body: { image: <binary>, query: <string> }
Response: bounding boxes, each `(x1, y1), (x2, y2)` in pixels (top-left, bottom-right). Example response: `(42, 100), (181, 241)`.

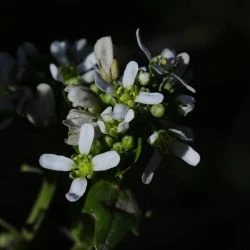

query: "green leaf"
(83, 180), (140, 250)
(71, 213), (95, 250)
(134, 137), (142, 163)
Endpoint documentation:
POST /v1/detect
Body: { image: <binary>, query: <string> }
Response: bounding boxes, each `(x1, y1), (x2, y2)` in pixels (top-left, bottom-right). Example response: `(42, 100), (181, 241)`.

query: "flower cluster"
(0, 43), (56, 128)
(37, 29), (200, 201)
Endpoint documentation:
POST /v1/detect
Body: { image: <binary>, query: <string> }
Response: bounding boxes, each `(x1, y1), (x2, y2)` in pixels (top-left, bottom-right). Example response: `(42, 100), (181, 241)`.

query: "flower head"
(39, 123), (120, 202)
(50, 39), (97, 85)
(97, 104), (134, 136)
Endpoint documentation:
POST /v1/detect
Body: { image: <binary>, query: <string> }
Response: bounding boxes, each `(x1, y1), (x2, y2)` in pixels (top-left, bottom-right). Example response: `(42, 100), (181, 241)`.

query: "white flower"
(49, 39), (97, 84)
(135, 28), (196, 93)
(142, 129), (200, 184)
(39, 123), (120, 202)
(97, 104), (134, 135)
(95, 61), (164, 106)
(22, 83), (56, 127)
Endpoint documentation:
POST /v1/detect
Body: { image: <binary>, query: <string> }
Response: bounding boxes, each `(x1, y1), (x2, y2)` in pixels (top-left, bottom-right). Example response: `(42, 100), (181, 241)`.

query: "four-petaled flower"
(95, 60), (164, 107)
(39, 123), (120, 202)
(97, 103), (134, 136)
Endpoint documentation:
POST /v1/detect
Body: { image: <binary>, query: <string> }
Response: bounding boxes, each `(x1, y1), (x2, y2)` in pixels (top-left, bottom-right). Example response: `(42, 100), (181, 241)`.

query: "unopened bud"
(150, 104), (165, 118)
(122, 135), (134, 150)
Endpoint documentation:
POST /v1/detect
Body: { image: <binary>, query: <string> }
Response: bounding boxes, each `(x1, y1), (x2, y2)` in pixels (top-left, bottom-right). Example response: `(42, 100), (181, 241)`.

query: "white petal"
(73, 38), (87, 59)
(168, 128), (193, 141)
(82, 52), (97, 71)
(94, 37), (113, 74)
(66, 178), (87, 202)
(49, 63), (61, 81)
(135, 92), (164, 105)
(80, 70), (95, 83)
(92, 151), (120, 171)
(136, 29), (151, 60)
(171, 141), (200, 166)
(161, 48), (175, 59)
(101, 106), (112, 121)
(79, 123), (95, 155)
(124, 109), (135, 123)
(39, 154), (73, 171)
(50, 41), (68, 65)
(65, 134), (79, 146)
(67, 86), (97, 108)
(112, 104), (129, 120)
(97, 120), (107, 134)
(142, 150), (162, 184)
(171, 73), (196, 93)
(117, 121), (129, 133)
(94, 72), (114, 94)
(148, 131), (159, 145)
(177, 52), (190, 65)
(122, 61), (138, 87)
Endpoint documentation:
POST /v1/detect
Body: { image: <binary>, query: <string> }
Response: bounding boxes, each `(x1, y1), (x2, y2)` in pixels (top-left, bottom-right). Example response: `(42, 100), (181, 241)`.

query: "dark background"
(1, 0), (250, 249)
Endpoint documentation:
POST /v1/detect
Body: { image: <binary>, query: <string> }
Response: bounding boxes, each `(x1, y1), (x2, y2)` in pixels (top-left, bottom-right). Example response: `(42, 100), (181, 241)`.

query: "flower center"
(70, 154), (93, 179)
(59, 66), (80, 85)
(103, 117), (121, 137)
(115, 85), (139, 108)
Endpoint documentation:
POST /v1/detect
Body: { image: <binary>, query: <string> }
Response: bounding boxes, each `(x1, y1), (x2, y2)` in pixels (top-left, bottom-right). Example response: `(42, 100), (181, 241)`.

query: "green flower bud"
(164, 81), (175, 93)
(150, 104), (165, 118)
(138, 70), (150, 86)
(104, 135), (114, 147)
(100, 93), (115, 105)
(112, 142), (124, 153)
(90, 83), (100, 94)
(88, 105), (102, 114)
(122, 135), (135, 150)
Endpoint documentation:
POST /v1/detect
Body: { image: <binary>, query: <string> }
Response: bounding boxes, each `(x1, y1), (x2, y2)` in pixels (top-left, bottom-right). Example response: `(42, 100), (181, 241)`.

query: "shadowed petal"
(148, 131), (159, 145)
(94, 37), (113, 74)
(168, 128), (193, 141)
(122, 61), (138, 87)
(66, 178), (87, 202)
(67, 86), (98, 108)
(50, 64), (62, 81)
(142, 150), (162, 184)
(171, 141), (200, 166)
(135, 92), (164, 105)
(94, 72), (114, 94)
(80, 70), (95, 83)
(136, 29), (151, 60)
(92, 151), (120, 171)
(97, 120), (106, 134)
(39, 154), (73, 171)
(50, 41), (68, 65)
(79, 123), (95, 155)
(176, 95), (195, 116)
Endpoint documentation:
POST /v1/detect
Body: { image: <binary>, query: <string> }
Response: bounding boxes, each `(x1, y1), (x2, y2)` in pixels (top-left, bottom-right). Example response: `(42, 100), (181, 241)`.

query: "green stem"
(0, 217), (20, 236)
(21, 176), (56, 242)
